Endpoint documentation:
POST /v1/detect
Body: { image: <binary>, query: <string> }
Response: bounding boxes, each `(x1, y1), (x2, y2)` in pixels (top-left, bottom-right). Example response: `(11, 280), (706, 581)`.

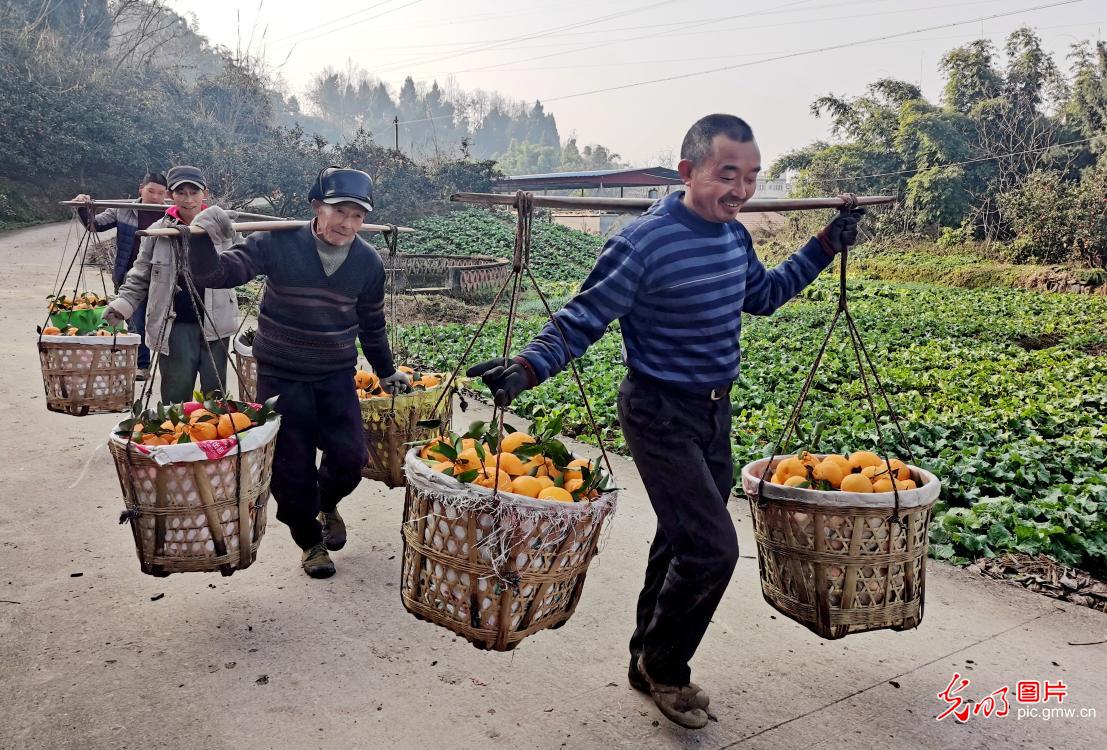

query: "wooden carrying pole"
(451, 192), (896, 213)
(60, 200), (284, 222)
(138, 220), (414, 238)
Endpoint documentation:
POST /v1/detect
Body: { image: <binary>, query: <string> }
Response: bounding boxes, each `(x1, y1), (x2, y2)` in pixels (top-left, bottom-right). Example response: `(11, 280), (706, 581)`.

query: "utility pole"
(394, 116), (399, 153)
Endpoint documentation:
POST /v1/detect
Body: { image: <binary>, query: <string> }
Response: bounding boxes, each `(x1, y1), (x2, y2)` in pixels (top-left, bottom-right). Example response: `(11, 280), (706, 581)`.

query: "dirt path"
(2, 222), (1105, 749)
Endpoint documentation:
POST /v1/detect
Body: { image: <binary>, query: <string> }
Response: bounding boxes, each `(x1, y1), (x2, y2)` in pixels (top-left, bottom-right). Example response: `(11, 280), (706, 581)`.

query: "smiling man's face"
(678, 135), (761, 223)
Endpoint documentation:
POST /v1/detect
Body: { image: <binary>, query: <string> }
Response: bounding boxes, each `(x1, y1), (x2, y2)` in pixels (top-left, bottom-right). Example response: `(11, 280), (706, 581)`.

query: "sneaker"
(636, 655), (711, 729)
(301, 542), (336, 578)
(134, 368), (150, 382)
(319, 509), (346, 551)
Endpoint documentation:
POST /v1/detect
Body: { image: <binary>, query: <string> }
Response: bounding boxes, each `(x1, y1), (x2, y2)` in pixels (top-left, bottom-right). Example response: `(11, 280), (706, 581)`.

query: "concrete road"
(2, 222), (1105, 750)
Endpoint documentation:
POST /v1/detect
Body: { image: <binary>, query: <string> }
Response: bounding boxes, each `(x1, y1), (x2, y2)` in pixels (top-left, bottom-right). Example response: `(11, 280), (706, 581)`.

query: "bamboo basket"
(360, 386), (453, 487)
(233, 336), (257, 402)
(400, 450), (617, 651)
(741, 457), (941, 640)
(107, 417), (280, 577)
(38, 333), (139, 416)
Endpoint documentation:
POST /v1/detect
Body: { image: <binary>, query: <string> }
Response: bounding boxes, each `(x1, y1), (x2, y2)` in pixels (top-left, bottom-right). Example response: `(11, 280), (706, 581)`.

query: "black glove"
(466, 357), (535, 407)
(818, 208), (866, 254)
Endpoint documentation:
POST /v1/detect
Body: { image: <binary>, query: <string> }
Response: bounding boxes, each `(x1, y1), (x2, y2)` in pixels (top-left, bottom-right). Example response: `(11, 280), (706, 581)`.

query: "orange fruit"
(189, 421), (219, 442)
(430, 461), (454, 474)
(42, 326), (61, 335)
(538, 487), (574, 503)
(840, 474), (874, 493)
(475, 467), (512, 490)
(217, 412), (252, 438)
(419, 437), (451, 462)
(776, 457), (807, 480)
(872, 477), (894, 493)
(420, 374), (441, 388)
(398, 365), (415, 376)
(499, 432), (536, 454)
(770, 470), (788, 485)
(896, 479), (918, 490)
(543, 458), (563, 480)
(886, 459), (911, 481)
(535, 476), (555, 490)
(354, 370), (375, 389)
(848, 451), (883, 471)
(509, 475), (543, 498)
(188, 408), (216, 425)
(563, 477), (584, 494)
(797, 452), (820, 469)
(822, 454), (851, 471)
(488, 452), (527, 476)
(140, 434), (170, 446)
(812, 460), (846, 489)
(784, 475), (809, 488)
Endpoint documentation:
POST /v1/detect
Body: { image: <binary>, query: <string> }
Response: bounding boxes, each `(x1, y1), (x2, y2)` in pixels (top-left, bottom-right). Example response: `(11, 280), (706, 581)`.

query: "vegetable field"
(405, 209), (603, 282)
(402, 276), (1107, 575)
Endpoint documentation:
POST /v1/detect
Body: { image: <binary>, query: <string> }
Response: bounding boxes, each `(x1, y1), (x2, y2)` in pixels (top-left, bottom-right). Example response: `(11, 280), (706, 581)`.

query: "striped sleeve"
(188, 231), (268, 289)
(742, 233), (834, 316)
(520, 236), (644, 383)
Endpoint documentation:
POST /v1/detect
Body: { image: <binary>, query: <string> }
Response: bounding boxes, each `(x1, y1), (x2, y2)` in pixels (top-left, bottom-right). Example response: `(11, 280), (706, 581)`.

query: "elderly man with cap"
(105, 165), (239, 403)
(186, 166), (411, 578)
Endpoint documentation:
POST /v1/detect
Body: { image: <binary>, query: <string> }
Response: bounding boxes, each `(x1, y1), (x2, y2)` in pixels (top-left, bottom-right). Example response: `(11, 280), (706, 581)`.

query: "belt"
(627, 369), (732, 401)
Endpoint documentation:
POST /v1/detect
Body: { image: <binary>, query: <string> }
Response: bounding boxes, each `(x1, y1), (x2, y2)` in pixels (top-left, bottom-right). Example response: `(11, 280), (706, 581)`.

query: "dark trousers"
(256, 369), (367, 550)
(131, 299), (150, 370)
(158, 323), (229, 404)
(618, 373), (739, 686)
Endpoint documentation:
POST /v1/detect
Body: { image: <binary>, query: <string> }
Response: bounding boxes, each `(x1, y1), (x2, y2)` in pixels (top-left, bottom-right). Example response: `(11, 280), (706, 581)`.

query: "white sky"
(169, 0), (1104, 167)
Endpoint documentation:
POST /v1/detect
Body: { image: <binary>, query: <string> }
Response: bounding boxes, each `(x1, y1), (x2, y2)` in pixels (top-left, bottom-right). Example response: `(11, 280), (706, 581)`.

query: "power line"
(542, 0), (1085, 102)
(275, 0), (426, 50)
(369, 0), (679, 76)
(816, 136), (1098, 182)
(457, 0), (821, 75)
(269, 0), (396, 44)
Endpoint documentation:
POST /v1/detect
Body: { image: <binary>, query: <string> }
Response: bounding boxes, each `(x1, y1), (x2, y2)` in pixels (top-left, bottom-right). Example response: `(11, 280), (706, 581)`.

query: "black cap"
(167, 165), (207, 191)
(309, 166), (373, 212)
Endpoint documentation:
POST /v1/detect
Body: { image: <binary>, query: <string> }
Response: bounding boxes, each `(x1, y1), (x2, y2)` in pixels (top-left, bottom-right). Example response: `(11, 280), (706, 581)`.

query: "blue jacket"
(78, 202), (147, 288)
(520, 191), (834, 391)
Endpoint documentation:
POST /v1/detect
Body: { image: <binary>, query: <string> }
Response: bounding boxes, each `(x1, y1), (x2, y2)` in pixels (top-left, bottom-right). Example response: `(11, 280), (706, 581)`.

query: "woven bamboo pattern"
(108, 429), (276, 577)
(232, 339), (258, 403)
(38, 335), (138, 416)
(400, 450), (617, 651)
(360, 387), (453, 487)
(84, 235), (116, 272)
(741, 457), (941, 640)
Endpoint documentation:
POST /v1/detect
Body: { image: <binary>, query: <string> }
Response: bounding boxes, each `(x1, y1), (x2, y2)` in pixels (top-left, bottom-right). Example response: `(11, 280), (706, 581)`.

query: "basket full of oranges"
(107, 396), (281, 577)
(741, 450), (941, 640)
(356, 365), (454, 488)
(400, 417), (616, 651)
(37, 292), (137, 416)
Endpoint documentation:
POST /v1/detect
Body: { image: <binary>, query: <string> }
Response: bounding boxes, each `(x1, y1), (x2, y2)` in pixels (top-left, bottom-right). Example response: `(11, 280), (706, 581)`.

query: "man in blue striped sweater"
(469, 114), (863, 729)
(188, 168), (411, 579)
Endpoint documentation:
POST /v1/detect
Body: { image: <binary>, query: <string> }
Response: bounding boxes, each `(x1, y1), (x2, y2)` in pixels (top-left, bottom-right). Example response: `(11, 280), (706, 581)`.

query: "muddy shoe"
(636, 655), (710, 729)
(301, 543), (336, 578)
(319, 510), (346, 551)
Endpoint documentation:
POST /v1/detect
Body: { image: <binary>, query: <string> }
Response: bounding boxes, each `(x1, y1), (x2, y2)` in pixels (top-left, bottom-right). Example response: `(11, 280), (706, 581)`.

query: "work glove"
(817, 208), (866, 254)
(466, 357), (536, 407)
(103, 302), (127, 327)
(380, 369), (413, 395)
(191, 205), (234, 246)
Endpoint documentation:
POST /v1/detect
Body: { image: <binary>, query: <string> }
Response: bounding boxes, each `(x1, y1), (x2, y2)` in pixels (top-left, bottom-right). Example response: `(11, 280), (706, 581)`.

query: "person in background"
(467, 114), (864, 730)
(104, 165), (239, 403)
(72, 172), (169, 379)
